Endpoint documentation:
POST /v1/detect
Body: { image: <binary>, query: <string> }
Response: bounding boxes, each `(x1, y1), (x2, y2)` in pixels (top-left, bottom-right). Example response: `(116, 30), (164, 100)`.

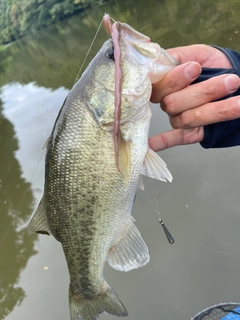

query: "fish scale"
(29, 15), (177, 320)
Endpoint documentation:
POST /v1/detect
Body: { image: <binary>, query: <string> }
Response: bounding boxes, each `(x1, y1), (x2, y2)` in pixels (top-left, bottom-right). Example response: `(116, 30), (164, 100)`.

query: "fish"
(29, 14), (178, 320)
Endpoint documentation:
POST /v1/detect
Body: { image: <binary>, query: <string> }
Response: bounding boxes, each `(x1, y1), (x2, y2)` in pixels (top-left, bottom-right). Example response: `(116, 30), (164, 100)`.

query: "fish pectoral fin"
(107, 216), (149, 272)
(28, 197), (51, 236)
(141, 147), (172, 182)
(117, 135), (131, 185)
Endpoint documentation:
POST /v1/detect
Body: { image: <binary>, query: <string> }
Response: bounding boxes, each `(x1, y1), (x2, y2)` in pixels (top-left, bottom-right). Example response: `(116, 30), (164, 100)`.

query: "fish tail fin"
(69, 284), (128, 320)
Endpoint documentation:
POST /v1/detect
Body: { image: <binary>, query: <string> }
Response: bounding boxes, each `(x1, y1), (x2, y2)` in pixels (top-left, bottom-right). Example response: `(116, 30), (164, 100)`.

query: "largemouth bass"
(29, 14), (178, 320)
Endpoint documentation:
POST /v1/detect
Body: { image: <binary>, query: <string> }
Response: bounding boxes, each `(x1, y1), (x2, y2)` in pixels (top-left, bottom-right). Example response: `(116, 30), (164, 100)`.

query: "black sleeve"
(192, 47), (240, 148)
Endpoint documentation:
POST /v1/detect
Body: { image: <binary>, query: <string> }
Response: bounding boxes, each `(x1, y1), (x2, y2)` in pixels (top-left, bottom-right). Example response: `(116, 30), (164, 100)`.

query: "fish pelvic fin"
(69, 285), (128, 320)
(141, 148), (172, 182)
(28, 197), (51, 236)
(107, 216), (149, 272)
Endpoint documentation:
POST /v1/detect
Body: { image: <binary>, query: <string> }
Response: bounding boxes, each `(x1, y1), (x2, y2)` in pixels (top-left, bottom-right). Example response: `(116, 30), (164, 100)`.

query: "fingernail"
(224, 74), (240, 93)
(184, 62), (201, 81)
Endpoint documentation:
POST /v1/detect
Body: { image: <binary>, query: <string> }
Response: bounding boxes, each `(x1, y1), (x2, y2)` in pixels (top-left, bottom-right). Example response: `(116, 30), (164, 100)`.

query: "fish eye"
(105, 47), (114, 60)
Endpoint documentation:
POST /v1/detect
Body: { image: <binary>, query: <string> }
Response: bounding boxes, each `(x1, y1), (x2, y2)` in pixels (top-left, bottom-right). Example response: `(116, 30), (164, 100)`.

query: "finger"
(170, 96), (240, 129)
(163, 74), (240, 116)
(148, 127), (204, 152)
(166, 45), (203, 63)
(151, 61), (201, 103)
(166, 45), (232, 68)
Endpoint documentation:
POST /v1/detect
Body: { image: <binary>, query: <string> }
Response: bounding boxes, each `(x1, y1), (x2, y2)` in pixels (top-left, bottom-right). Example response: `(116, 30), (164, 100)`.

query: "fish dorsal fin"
(138, 175), (144, 190)
(28, 198), (51, 235)
(141, 148), (172, 182)
(107, 216), (149, 272)
(117, 135), (131, 184)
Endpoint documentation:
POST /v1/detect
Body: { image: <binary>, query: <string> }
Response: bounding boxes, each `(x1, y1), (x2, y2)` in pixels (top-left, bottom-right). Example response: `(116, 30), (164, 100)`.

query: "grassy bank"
(0, 0), (107, 45)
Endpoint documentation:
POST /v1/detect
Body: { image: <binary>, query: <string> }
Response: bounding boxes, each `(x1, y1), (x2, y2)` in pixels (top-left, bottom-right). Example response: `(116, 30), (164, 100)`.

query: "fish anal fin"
(28, 197), (51, 236)
(117, 135), (131, 185)
(107, 216), (149, 272)
(141, 147), (172, 182)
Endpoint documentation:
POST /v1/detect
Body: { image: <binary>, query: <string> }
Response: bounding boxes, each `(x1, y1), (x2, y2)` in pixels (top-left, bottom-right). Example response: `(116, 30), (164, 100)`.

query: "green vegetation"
(0, 0), (240, 90)
(0, 0), (106, 45)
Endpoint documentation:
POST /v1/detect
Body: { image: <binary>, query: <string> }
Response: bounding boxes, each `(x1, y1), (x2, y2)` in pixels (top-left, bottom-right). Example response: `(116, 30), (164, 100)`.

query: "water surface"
(1, 0), (240, 319)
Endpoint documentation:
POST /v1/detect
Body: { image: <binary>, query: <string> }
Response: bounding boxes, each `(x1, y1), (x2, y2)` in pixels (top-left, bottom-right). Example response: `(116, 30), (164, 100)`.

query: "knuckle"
(162, 94), (177, 115)
(176, 110), (197, 129)
(180, 113), (192, 128)
(159, 134), (170, 149)
(169, 116), (177, 128)
(231, 102), (240, 116)
(204, 81), (218, 96)
(170, 115), (182, 129)
(214, 99), (240, 121)
(160, 100), (167, 112)
(214, 101), (229, 120)
(183, 127), (204, 145)
(170, 108), (201, 130)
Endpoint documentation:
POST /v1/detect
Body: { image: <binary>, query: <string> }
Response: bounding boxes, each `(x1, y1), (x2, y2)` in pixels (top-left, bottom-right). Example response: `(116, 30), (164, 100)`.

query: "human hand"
(149, 45), (240, 151)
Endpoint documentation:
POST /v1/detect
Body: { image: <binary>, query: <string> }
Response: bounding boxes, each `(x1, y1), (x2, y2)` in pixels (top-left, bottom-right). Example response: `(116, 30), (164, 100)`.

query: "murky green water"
(1, 0), (240, 319)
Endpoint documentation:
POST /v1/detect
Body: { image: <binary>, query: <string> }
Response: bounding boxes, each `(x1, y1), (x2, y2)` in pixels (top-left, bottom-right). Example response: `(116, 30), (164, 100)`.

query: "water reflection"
(0, 97), (36, 318)
(0, 0), (239, 91)
(0, 82), (68, 319)
(1, 82), (68, 183)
